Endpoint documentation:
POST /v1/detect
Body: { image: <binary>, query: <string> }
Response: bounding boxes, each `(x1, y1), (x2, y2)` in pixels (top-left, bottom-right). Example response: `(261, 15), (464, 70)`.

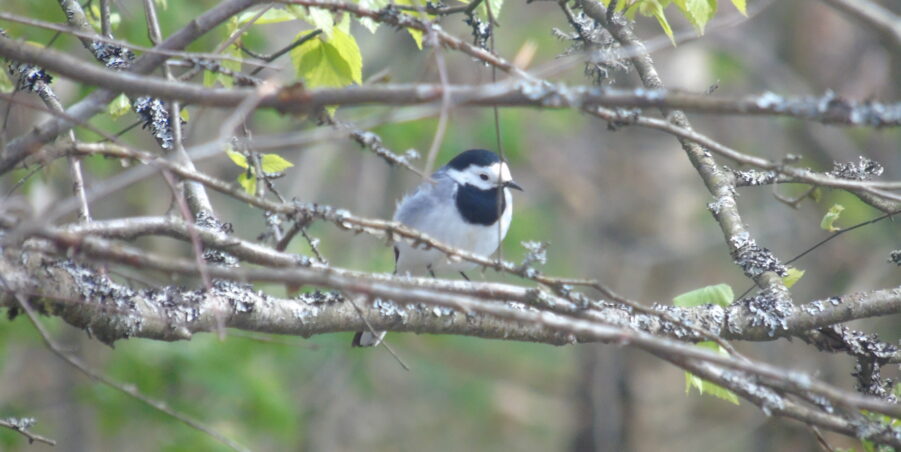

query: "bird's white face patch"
(447, 161), (513, 191)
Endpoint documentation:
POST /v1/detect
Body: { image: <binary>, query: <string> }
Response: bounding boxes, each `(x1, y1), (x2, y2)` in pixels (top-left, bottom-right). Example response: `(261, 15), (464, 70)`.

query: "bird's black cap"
(446, 149), (501, 170)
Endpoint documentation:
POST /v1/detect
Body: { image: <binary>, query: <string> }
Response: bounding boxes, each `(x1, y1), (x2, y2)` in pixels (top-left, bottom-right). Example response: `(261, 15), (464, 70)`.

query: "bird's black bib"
(455, 184), (505, 226)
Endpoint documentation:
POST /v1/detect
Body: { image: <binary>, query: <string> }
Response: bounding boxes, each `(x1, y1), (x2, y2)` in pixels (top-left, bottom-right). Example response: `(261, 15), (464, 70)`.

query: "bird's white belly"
(396, 191), (511, 275)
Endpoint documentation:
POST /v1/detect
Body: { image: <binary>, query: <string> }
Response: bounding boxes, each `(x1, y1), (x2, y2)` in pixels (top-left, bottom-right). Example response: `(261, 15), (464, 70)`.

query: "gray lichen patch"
(889, 250), (901, 266)
(729, 231), (788, 279)
(728, 168), (778, 187)
(737, 288), (793, 337)
(721, 370), (784, 416)
(133, 96), (175, 150)
(55, 259), (144, 344)
(829, 156), (884, 181)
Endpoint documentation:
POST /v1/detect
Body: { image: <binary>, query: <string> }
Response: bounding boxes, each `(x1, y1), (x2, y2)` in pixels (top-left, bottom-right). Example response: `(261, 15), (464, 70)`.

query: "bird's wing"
(393, 171), (457, 229)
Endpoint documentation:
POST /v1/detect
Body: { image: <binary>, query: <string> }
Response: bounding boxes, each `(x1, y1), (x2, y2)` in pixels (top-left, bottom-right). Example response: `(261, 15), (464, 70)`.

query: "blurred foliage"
(0, 0), (899, 451)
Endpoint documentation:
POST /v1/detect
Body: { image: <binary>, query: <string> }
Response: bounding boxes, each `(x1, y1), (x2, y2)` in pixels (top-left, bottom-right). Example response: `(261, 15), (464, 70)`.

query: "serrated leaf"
(88, 4), (121, 32)
(473, 0), (505, 21)
(289, 5), (334, 38)
(634, 0), (676, 45)
(730, 0), (747, 15)
(291, 29), (363, 89)
(237, 171), (256, 195)
(108, 93), (131, 118)
(261, 154), (294, 173)
(237, 8), (298, 25)
(673, 283), (733, 308)
(358, 0), (388, 33)
(226, 149), (249, 169)
(782, 267), (805, 289)
(336, 13), (351, 34)
(202, 70), (218, 87)
(393, 0), (429, 48)
(0, 69), (13, 92)
(684, 342), (740, 405)
(820, 203), (845, 232)
(674, 0), (716, 34)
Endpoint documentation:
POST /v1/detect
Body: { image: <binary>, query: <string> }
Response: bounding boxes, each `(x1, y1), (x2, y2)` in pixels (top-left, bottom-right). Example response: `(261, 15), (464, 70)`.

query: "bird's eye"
(479, 173), (489, 181)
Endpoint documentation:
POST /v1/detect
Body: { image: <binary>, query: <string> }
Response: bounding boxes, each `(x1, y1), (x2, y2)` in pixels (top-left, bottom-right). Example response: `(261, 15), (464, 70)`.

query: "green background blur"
(0, 0), (899, 450)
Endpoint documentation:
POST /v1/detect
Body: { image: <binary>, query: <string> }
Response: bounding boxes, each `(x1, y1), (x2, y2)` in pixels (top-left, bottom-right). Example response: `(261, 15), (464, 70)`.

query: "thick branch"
(820, 0), (901, 52)
(0, 0), (263, 175)
(1, 36), (900, 127)
(2, 243), (900, 440)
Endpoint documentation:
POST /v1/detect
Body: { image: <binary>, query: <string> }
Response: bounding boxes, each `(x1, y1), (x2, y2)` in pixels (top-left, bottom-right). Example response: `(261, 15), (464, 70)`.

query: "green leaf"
(674, 0), (716, 34)
(237, 8), (298, 25)
(289, 5), (334, 38)
(636, 0), (676, 45)
(0, 69), (12, 92)
(684, 342), (740, 405)
(179, 108), (190, 122)
(154, 0), (168, 10)
(782, 267), (805, 289)
(88, 4), (121, 32)
(357, 0), (388, 33)
(393, 0), (429, 48)
(108, 93), (131, 118)
(730, 0), (747, 15)
(820, 203), (845, 232)
(673, 283), (733, 308)
(204, 44), (244, 88)
(261, 154), (294, 173)
(291, 29), (363, 89)
(237, 171), (257, 195)
(226, 149), (249, 169)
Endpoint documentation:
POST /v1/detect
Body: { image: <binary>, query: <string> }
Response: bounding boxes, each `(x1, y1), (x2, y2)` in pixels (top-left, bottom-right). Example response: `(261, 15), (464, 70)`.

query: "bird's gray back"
(393, 170), (457, 228)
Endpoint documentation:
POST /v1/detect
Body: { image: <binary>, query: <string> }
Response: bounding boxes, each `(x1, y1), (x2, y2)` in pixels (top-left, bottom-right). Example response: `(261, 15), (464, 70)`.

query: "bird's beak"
(504, 180), (524, 191)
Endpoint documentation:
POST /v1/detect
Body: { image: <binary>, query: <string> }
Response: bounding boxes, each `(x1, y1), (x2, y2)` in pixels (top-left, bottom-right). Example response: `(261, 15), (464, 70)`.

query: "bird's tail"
(351, 330), (387, 347)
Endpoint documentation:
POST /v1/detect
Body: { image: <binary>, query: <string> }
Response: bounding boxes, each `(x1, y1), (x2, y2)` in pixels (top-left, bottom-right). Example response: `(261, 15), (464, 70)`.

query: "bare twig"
(820, 0), (901, 52)
(7, 292), (250, 452)
(0, 417), (56, 446)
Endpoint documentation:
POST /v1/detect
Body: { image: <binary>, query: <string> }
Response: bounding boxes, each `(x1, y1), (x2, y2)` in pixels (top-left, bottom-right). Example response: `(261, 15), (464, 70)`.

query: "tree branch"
(820, 0), (901, 52)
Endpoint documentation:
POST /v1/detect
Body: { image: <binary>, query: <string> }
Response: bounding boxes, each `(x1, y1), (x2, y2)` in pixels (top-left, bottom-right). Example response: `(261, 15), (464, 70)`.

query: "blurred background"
(0, 0), (899, 450)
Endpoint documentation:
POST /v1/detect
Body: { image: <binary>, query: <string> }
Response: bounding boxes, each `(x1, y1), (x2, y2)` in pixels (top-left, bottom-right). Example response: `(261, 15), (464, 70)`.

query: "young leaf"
(637, 0), (676, 45)
(179, 108), (190, 122)
(289, 5), (334, 38)
(226, 149), (249, 169)
(820, 203), (845, 232)
(291, 29), (363, 89)
(392, 0), (431, 49)
(108, 93), (131, 118)
(782, 267), (805, 289)
(88, 4), (121, 32)
(261, 154), (294, 173)
(0, 69), (12, 92)
(731, 0), (748, 16)
(357, 0), (389, 33)
(673, 283), (734, 308)
(684, 342), (740, 405)
(674, 0), (716, 34)
(237, 8), (298, 25)
(237, 171), (257, 195)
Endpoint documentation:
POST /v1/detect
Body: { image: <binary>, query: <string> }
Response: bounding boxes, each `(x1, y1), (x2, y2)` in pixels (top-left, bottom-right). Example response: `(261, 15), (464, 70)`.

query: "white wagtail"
(352, 149), (523, 347)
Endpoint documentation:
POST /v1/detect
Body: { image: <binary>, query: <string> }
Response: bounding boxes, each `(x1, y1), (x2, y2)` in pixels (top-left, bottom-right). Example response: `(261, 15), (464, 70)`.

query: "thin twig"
(0, 417), (56, 446)
(9, 292), (249, 452)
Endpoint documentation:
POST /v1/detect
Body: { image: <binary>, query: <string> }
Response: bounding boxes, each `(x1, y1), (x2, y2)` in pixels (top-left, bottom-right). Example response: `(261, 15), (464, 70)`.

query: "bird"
(352, 149), (523, 347)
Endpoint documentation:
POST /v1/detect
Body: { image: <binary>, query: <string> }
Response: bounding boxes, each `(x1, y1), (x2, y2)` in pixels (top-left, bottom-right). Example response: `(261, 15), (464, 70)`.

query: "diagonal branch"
(820, 0), (901, 52)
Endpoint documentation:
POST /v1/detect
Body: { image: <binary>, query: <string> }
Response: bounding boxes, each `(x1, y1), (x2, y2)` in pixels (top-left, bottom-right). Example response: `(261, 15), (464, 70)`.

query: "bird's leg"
(459, 272), (471, 281)
(428, 264), (437, 278)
